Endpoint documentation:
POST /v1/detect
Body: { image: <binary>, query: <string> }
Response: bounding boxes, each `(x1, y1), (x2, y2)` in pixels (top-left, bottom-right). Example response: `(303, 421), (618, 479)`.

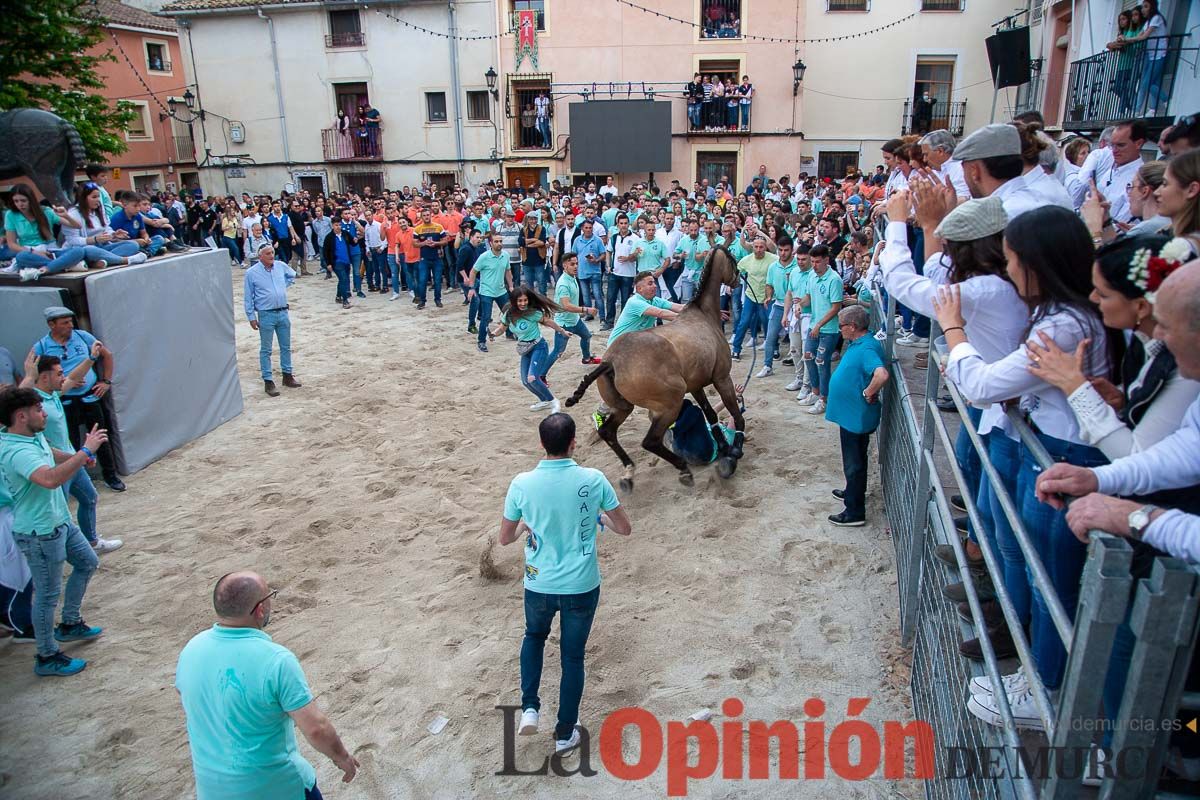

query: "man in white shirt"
(919, 129), (970, 200)
(1069, 126), (1115, 209)
(534, 90), (551, 149)
(1094, 120), (1148, 224)
(597, 177), (618, 201)
(952, 124), (1041, 220)
(606, 214), (638, 327)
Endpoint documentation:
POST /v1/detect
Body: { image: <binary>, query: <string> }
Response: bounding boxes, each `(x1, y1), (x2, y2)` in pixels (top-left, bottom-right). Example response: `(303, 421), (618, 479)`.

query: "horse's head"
(708, 246), (740, 289)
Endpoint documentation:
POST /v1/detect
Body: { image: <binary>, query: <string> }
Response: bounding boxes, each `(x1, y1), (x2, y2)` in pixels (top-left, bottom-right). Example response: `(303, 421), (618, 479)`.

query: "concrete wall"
(174, 0), (501, 194)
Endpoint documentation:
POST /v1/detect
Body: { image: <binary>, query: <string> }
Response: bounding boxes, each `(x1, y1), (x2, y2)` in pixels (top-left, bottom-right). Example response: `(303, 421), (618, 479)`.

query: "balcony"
(325, 31), (365, 48)
(1063, 35), (1189, 134)
(686, 102), (752, 136)
(321, 126), (381, 161)
(148, 59), (172, 73)
(173, 134), (195, 163)
(901, 99), (966, 137)
(827, 0), (868, 10)
(920, 0), (962, 10)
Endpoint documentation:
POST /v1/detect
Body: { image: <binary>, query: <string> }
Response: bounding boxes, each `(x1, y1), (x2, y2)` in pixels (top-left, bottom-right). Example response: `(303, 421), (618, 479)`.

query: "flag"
(515, 9), (538, 70)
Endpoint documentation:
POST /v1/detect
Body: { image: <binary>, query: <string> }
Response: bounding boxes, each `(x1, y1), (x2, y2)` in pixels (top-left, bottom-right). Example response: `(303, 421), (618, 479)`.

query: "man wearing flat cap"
(33, 306), (125, 492)
(953, 124), (1041, 220)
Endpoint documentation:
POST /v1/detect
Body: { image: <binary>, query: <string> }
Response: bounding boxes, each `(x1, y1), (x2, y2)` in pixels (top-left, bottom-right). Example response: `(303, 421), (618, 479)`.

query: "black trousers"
(839, 426), (871, 519)
(64, 398), (119, 482)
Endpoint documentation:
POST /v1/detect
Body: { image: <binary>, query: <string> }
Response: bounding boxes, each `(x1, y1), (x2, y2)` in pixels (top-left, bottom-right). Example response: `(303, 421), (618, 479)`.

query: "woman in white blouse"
(64, 182), (147, 269)
(935, 206), (1112, 729)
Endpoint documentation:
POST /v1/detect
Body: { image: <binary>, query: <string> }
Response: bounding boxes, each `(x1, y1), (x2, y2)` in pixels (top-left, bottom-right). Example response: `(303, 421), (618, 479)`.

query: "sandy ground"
(0, 265), (917, 800)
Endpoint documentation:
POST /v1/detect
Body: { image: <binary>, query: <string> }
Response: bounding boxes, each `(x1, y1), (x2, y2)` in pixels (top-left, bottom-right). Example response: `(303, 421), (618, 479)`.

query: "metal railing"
(173, 134), (195, 163)
(902, 99), (967, 137)
(871, 290), (1200, 797)
(321, 126), (382, 161)
(148, 59), (172, 72)
(1063, 35), (1190, 133)
(828, 0), (869, 10)
(325, 31), (365, 48)
(921, 0), (962, 9)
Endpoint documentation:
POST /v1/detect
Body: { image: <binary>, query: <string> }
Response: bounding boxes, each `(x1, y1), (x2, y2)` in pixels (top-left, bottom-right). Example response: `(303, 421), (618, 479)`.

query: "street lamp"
(485, 66), (498, 99)
(166, 87), (203, 123)
(792, 59), (807, 96)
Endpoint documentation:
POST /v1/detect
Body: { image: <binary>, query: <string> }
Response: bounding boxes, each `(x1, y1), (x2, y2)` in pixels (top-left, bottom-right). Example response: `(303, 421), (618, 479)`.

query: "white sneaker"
(549, 398), (561, 414)
(0, 263), (16, 274)
(895, 331), (915, 345)
(898, 336), (929, 348)
(555, 725), (582, 754)
(785, 378), (804, 391)
(797, 392), (817, 406)
(806, 399), (826, 415)
(756, 366), (773, 378)
(529, 400), (553, 411)
(518, 708), (539, 736)
(93, 537), (123, 554)
(874, 330), (887, 341)
(128, 253), (148, 265)
(19, 268), (41, 282)
(727, 335), (736, 345)
(966, 686), (1045, 730)
(68, 262), (89, 272)
(1081, 743), (1109, 787)
(968, 669), (1027, 698)
(390, 292), (399, 301)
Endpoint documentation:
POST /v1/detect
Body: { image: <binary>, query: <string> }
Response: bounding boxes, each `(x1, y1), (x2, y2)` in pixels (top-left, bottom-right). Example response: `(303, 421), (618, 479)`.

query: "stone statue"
(0, 108), (89, 205)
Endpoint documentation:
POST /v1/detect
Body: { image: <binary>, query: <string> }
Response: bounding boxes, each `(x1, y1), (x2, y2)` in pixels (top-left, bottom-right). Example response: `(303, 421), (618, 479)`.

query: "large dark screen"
(568, 100), (672, 173)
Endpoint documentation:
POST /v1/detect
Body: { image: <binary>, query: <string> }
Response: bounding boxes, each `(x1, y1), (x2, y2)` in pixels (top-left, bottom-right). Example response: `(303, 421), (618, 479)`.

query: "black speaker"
(985, 26), (1032, 89)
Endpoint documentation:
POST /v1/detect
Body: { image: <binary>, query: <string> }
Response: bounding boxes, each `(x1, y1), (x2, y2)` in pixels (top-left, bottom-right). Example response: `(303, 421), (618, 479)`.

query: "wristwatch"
(1127, 504), (1158, 540)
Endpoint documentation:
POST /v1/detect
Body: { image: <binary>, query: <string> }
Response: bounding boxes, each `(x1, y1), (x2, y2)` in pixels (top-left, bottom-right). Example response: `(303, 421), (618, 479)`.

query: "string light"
(372, 8), (513, 41)
(107, 30), (173, 114)
(611, 0), (916, 43)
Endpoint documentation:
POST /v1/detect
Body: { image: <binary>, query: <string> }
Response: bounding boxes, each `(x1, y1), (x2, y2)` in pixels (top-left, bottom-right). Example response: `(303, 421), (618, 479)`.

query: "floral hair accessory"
(1128, 239), (1188, 303)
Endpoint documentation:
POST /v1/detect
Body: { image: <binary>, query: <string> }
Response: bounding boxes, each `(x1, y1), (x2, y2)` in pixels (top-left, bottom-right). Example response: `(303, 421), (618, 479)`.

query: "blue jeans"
(804, 331), (839, 398)
(731, 294), (768, 355)
(740, 103), (751, 128)
(350, 250), (363, 292)
(143, 234), (166, 256)
(763, 303), (786, 369)
(256, 309), (292, 381)
(679, 276), (698, 304)
(477, 293), (509, 344)
(579, 275), (605, 322)
(13, 524), (98, 658)
(980, 433), (1027, 623)
(606, 275), (634, 321)
(545, 320), (593, 373)
(368, 249), (387, 289)
(687, 102), (701, 129)
(221, 236), (242, 263)
(1018, 432), (1108, 690)
(63, 468), (98, 544)
(519, 339), (554, 402)
(333, 261), (351, 302)
(418, 258), (442, 304)
(466, 280), (481, 327)
(956, 406), (984, 541)
(387, 254), (402, 293)
(15, 247), (87, 274)
(521, 586), (601, 741)
(522, 262), (547, 295)
(1135, 57), (1167, 113)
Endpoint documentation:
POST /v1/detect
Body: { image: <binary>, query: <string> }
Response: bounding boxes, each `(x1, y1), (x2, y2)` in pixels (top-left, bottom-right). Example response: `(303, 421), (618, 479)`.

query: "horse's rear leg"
(597, 404), (637, 492)
(641, 409), (694, 488)
(711, 376), (746, 478)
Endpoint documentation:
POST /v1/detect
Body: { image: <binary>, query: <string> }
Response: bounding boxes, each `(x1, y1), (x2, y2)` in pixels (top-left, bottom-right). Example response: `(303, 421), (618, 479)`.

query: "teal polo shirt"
(673, 235), (712, 280)
(766, 258), (796, 306)
(789, 266), (813, 313)
(473, 249), (511, 297)
(553, 273), (581, 327)
(504, 458), (620, 595)
(808, 268), (844, 334)
(503, 309), (543, 342)
(35, 389), (73, 453)
(826, 336), (886, 434)
(0, 431), (71, 535)
(175, 625), (316, 800)
(634, 237), (668, 274)
(609, 294), (672, 343)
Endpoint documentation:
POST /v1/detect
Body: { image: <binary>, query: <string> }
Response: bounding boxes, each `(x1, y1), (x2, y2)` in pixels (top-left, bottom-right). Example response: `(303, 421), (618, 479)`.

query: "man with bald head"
(176, 571), (358, 799)
(1036, 261), (1200, 561)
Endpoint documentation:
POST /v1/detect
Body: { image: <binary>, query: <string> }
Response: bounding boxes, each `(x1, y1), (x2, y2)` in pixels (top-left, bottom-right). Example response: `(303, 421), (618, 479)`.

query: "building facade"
(82, 0), (199, 195)
(798, 0), (1016, 179)
(159, 0), (501, 196)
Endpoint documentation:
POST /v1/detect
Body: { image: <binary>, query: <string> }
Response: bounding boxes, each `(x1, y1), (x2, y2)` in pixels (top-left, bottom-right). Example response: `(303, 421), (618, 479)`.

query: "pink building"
(495, 0), (801, 192)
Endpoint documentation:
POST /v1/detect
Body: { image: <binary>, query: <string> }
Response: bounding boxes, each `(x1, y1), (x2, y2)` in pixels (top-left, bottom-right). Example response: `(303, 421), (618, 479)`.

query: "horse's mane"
(696, 245), (733, 300)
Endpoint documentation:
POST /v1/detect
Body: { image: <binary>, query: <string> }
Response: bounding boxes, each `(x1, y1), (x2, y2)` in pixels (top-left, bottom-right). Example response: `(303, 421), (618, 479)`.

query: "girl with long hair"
(488, 286), (572, 412)
(62, 182), (147, 268)
(220, 199), (245, 267)
(4, 185), (89, 281)
(1087, 161), (1169, 243)
(1156, 148), (1200, 251)
(935, 207), (1111, 729)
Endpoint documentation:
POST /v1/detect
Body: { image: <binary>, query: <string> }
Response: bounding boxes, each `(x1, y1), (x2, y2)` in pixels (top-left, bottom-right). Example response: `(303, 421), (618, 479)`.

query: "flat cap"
(935, 196), (1008, 241)
(43, 305), (75, 321)
(952, 124), (1021, 161)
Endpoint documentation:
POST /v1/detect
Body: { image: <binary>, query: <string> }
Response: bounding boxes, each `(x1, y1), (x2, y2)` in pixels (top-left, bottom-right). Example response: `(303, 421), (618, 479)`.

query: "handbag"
(515, 338), (541, 356)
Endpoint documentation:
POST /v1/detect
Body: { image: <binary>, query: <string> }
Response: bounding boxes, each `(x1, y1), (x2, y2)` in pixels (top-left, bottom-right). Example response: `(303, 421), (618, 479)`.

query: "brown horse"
(565, 247), (746, 491)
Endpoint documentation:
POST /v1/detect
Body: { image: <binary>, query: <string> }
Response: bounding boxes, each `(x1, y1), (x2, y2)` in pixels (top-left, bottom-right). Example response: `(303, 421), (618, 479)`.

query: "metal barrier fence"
(871, 293), (1200, 798)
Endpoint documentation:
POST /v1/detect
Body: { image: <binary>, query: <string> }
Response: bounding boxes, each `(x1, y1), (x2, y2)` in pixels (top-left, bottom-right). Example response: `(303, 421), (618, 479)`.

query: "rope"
(736, 272), (760, 413)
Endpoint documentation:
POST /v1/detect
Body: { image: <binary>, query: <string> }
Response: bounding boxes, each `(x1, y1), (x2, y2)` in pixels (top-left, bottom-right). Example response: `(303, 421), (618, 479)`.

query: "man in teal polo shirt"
(608, 271), (685, 344)
(176, 570), (359, 799)
(500, 414), (631, 754)
(0, 387), (108, 676)
(757, 235), (797, 377)
(825, 306), (888, 526)
(467, 232), (515, 352)
(797, 244), (844, 415)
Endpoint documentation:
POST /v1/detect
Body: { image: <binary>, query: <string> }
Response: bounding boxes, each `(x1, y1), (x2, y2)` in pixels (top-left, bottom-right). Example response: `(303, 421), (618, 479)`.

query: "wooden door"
(506, 168), (544, 192)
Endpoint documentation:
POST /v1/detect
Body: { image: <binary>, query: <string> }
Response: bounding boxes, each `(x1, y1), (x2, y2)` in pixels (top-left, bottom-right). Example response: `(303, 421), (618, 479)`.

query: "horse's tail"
(565, 361), (613, 407)
(66, 123), (87, 165)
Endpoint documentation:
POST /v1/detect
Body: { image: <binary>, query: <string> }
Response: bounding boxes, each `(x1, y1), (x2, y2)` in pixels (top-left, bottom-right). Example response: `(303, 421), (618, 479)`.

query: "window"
(818, 152), (859, 181)
(828, 0), (869, 10)
(339, 171), (384, 195)
(125, 101), (151, 140)
(423, 171), (461, 190)
(700, 1), (742, 39)
(145, 42), (170, 72)
(920, 0), (962, 10)
(696, 151), (738, 191)
(467, 90), (490, 121)
(914, 58), (955, 130)
(426, 92), (448, 123)
(511, 1), (545, 31)
(508, 78), (551, 150)
(327, 9), (364, 47)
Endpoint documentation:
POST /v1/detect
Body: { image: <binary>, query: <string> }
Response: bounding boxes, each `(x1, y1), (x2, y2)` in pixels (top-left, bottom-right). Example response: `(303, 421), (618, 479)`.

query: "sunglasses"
(252, 589), (278, 614)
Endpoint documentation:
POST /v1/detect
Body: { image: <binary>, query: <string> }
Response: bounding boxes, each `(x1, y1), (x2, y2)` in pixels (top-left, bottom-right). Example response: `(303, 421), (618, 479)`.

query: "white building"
(797, 0), (1020, 178)
(158, 0), (502, 196)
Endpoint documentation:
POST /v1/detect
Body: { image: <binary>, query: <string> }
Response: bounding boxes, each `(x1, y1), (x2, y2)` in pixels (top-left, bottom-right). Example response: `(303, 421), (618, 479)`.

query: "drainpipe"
(258, 9), (293, 169)
(447, 1), (467, 180)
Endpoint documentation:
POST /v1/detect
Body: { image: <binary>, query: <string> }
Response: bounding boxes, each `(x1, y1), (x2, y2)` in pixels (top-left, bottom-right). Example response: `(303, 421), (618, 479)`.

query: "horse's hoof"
(717, 457), (737, 479)
(619, 477), (634, 493)
(679, 471), (694, 487)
